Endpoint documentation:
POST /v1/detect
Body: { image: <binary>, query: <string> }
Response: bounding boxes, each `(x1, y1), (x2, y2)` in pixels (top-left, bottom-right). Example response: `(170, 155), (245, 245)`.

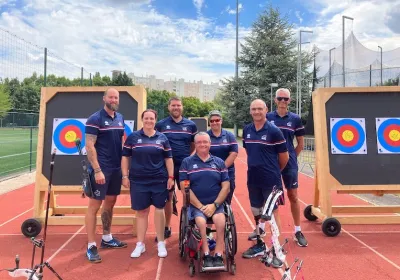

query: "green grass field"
(0, 128), (38, 179)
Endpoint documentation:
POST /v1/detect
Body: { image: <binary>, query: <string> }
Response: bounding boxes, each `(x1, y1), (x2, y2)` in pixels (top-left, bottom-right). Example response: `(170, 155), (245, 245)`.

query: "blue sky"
(0, 0), (399, 83)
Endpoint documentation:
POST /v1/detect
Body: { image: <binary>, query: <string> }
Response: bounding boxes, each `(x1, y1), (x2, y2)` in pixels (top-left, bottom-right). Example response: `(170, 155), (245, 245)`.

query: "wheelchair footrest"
(200, 265), (226, 272)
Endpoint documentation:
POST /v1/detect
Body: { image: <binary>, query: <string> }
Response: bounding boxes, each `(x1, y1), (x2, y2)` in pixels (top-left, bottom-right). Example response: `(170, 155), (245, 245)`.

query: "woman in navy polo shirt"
(121, 109), (174, 259)
(207, 110), (238, 204)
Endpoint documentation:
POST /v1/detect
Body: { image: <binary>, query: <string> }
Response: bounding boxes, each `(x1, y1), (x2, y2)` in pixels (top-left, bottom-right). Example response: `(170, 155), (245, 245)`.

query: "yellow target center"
(65, 131), (77, 143)
(342, 130), (354, 142)
(389, 130), (400, 142)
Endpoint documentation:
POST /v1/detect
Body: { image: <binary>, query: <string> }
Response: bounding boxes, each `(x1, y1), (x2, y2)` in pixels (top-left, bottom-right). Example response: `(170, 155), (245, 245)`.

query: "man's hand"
(202, 204), (216, 217)
(167, 178), (174, 190)
(122, 177), (130, 188)
(95, 171), (106, 185)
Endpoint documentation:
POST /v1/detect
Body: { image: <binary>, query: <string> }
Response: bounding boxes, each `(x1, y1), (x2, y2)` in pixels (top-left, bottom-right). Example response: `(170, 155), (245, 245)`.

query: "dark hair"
(141, 109), (158, 120)
(168, 97), (182, 105)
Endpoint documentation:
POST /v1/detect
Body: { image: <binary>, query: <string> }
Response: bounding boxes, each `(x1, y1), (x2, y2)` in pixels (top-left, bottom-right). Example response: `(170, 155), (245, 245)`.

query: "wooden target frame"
(33, 86), (146, 232)
(309, 86), (400, 236)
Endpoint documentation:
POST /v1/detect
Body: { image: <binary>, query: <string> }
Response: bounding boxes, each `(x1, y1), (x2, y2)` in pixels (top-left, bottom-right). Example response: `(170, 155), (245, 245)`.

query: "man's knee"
(88, 198), (102, 214)
(137, 207), (150, 217)
(287, 189), (298, 202)
(104, 195), (117, 207)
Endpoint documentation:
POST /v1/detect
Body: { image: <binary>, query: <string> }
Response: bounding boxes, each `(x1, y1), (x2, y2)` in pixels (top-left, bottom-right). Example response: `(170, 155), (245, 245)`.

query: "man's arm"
(213, 180), (230, 205)
(295, 135), (304, 156)
(225, 132), (238, 168)
(278, 151), (289, 171)
(86, 134), (100, 170)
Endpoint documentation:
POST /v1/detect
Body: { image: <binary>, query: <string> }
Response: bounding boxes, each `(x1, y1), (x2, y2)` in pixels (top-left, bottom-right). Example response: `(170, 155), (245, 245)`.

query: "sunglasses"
(277, 97), (289, 102)
(210, 119), (221, 123)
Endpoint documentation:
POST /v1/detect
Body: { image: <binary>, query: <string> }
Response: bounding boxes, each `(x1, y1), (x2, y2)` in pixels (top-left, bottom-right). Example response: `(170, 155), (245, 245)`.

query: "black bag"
(75, 139), (95, 199)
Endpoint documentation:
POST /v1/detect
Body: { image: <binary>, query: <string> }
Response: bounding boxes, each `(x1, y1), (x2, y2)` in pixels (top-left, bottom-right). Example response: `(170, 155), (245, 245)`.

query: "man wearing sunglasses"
(266, 88), (308, 248)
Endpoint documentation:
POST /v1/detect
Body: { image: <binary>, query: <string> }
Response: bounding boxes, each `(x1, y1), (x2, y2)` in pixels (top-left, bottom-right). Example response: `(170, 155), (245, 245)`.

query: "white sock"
(88, 242), (96, 249)
(137, 241), (144, 247)
(102, 234), (113, 242)
(295, 226), (301, 233)
(259, 222), (265, 231)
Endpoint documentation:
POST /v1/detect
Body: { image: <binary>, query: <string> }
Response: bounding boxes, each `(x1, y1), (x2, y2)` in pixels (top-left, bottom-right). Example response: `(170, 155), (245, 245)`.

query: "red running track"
(0, 148), (400, 280)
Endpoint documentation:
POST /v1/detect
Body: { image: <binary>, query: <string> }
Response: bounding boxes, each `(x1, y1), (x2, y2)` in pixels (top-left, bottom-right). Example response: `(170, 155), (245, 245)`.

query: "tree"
(220, 5), (314, 124)
(112, 71), (133, 86)
(0, 84), (11, 117)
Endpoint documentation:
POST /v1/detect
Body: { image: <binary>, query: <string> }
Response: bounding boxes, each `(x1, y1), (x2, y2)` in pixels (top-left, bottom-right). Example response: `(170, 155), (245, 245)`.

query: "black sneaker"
(203, 254), (214, 268)
(294, 231), (308, 247)
(242, 242), (266, 258)
(86, 245), (102, 263)
(213, 254), (224, 268)
(271, 247), (283, 268)
(100, 237), (128, 249)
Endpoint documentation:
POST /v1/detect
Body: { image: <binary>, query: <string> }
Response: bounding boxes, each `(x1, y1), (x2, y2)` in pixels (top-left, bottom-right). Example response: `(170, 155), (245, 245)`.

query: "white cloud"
(222, 3), (243, 15)
(0, 0), (250, 84)
(193, 0), (204, 16)
(295, 11), (303, 23)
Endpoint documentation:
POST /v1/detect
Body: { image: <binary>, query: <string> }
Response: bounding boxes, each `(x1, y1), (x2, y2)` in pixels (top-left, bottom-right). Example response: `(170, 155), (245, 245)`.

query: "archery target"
(52, 118), (86, 155)
(330, 118), (367, 154)
(124, 121), (134, 142)
(376, 118), (400, 154)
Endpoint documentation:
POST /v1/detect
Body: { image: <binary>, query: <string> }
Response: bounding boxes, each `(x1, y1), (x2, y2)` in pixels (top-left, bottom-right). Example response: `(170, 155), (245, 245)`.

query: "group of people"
(83, 87), (307, 270)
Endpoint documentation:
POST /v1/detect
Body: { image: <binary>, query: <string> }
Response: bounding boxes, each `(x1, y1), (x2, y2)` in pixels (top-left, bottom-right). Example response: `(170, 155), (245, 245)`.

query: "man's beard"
(106, 102), (119, 111)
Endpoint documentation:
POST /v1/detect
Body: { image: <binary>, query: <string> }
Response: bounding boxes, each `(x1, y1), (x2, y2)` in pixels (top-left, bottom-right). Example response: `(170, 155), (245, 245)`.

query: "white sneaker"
(130, 243), (145, 258)
(157, 241), (167, 258)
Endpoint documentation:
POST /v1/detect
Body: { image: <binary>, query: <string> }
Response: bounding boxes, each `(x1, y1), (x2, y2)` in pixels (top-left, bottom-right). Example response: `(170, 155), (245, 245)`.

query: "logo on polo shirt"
(287, 122), (292, 127)
(118, 122), (122, 126)
(138, 139), (142, 143)
(261, 135), (267, 140)
(166, 125), (171, 129)
(247, 134), (250, 138)
(156, 140), (161, 144)
(193, 164), (198, 169)
(270, 120), (275, 124)
(223, 138), (227, 143)
(104, 121), (109, 126)
(211, 164), (216, 169)
(182, 127), (187, 131)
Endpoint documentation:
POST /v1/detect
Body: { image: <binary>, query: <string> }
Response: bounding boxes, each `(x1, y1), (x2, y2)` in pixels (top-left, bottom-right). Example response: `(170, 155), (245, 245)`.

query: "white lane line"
(46, 225), (85, 263)
(0, 208), (33, 227)
(298, 170), (400, 271)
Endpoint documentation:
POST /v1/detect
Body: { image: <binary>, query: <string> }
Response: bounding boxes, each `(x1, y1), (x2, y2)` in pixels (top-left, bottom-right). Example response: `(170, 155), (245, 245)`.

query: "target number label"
(330, 118), (367, 154)
(376, 118), (400, 154)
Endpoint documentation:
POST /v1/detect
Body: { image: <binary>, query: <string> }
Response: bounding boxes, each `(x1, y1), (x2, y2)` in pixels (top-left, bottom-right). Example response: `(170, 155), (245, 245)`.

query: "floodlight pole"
(297, 30), (313, 117)
(342, 16), (354, 87)
(234, 0), (239, 137)
(329, 48), (335, 87)
(378, 46), (382, 85)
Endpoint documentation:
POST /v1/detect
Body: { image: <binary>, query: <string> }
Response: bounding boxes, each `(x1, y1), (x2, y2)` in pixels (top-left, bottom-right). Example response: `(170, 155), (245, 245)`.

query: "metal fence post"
(81, 67), (83, 86)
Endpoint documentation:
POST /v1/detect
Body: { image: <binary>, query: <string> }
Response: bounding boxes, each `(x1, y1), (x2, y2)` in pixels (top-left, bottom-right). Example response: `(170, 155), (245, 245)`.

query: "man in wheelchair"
(179, 132), (230, 269)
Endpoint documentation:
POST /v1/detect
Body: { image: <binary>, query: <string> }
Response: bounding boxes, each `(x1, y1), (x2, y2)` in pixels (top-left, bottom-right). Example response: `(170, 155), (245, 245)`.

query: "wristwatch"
(214, 202), (220, 208)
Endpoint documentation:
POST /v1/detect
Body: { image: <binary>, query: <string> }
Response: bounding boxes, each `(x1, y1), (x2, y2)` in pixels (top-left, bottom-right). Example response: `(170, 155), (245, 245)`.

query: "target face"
(52, 118), (86, 155)
(376, 118), (400, 154)
(124, 121), (134, 142)
(330, 118), (367, 154)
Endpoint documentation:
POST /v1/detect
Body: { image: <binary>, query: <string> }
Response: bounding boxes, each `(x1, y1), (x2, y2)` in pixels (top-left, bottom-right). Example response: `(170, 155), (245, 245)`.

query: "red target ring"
(337, 124), (359, 147)
(383, 124), (400, 147)
(59, 125), (83, 148)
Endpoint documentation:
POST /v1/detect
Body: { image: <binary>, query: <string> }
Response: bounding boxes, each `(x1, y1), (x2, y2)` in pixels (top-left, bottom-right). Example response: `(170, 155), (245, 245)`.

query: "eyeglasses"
(210, 119), (221, 123)
(277, 97), (289, 102)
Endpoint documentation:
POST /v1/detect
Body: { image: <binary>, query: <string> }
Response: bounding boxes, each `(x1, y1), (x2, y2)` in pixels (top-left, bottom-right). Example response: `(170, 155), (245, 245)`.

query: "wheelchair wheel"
(178, 206), (188, 260)
(226, 204), (237, 256)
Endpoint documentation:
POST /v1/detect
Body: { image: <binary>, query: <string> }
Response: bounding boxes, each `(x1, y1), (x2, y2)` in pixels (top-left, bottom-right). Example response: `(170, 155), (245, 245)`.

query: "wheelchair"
(178, 183), (237, 277)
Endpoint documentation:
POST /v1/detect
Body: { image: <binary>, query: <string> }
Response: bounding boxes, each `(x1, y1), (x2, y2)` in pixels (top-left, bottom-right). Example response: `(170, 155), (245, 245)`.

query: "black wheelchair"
(178, 184), (237, 277)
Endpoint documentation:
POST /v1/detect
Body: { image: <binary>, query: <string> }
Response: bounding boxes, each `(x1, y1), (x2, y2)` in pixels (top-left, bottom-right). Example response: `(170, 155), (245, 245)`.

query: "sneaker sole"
(101, 244), (128, 249)
(242, 251), (264, 259)
(85, 253), (102, 263)
(294, 237), (308, 247)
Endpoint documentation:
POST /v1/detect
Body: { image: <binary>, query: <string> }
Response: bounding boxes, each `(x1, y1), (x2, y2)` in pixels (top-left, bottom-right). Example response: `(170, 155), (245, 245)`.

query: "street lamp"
(329, 47), (335, 87)
(270, 83), (278, 111)
(342, 15), (354, 87)
(378, 46), (383, 86)
(297, 30), (313, 116)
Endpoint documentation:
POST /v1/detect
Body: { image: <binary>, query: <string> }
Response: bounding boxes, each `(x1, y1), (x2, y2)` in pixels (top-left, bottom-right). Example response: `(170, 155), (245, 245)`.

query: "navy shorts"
(130, 180), (169, 210)
(189, 205), (225, 221)
(91, 168), (122, 200)
(225, 177), (236, 205)
(247, 184), (278, 210)
(282, 169), (299, 190)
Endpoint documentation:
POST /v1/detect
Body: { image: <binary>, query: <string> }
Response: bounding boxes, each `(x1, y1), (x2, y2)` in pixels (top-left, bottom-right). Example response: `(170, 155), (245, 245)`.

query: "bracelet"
(94, 168), (101, 173)
(122, 175), (128, 179)
(168, 176), (174, 179)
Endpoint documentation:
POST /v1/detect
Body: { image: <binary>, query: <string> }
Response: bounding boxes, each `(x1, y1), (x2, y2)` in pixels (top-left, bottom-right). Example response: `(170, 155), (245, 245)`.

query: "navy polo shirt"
(207, 129), (238, 179)
(122, 129), (172, 184)
(85, 109), (124, 170)
(242, 121), (288, 188)
(267, 111), (305, 170)
(155, 116), (198, 166)
(179, 154), (229, 205)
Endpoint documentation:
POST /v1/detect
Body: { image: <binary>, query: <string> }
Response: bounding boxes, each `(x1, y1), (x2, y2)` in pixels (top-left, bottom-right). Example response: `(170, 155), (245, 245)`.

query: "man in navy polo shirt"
(266, 88), (307, 247)
(84, 88), (128, 263)
(179, 132), (230, 269)
(155, 97), (198, 240)
(242, 99), (289, 269)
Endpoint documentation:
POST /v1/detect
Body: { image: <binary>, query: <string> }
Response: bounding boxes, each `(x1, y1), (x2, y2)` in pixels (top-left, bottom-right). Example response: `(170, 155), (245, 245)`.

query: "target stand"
(24, 86), (146, 238)
(305, 86), (400, 237)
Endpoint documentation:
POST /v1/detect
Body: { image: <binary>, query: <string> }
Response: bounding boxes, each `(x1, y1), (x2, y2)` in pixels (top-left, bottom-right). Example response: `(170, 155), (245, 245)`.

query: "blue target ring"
(377, 118), (400, 153)
(53, 119), (85, 154)
(331, 119), (365, 153)
(124, 123), (133, 137)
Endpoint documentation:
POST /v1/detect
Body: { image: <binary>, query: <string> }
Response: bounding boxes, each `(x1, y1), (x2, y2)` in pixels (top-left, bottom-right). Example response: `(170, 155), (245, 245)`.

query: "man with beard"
(84, 88), (128, 263)
(155, 97), (198, 240)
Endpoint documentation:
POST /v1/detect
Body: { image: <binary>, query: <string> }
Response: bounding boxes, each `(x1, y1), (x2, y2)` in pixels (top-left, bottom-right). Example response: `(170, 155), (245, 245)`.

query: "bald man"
(84, 88), (128, 263)
(241, 99), (289, 269)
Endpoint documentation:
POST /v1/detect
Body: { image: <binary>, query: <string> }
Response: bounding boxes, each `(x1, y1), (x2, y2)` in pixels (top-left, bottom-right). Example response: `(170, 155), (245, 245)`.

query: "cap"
(208, 110), (222, 118)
